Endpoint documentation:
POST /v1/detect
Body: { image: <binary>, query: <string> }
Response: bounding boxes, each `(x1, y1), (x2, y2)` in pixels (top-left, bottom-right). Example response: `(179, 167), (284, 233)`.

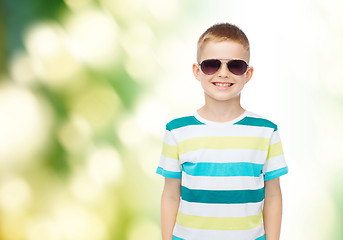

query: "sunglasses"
(199, 59), (248, 75)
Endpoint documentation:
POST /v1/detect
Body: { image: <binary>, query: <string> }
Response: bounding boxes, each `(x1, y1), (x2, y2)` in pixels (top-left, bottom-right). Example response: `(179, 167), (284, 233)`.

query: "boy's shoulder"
(165, 110), (279, 131)
(244, 110), (279, 131)
(165, 111), (202, 131)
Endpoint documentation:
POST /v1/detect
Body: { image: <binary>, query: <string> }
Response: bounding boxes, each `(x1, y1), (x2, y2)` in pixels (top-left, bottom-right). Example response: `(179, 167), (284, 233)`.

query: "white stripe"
(163, 129), (178, 146)
(173, 124), (274, 141)
(158, 155), (181, 172)
(269, 129), (281, 144)
(179, 199), (264, 218)
(263, 154), (287, 173)
(173, 222), (265, 240)
(179, 148), (268, 165)
(181, 172), (264, 191)
(245, 111), (264, 119)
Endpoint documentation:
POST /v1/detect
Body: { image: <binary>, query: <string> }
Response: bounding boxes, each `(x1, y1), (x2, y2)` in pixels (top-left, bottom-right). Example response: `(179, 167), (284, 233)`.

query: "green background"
(0, 0), (342, 239)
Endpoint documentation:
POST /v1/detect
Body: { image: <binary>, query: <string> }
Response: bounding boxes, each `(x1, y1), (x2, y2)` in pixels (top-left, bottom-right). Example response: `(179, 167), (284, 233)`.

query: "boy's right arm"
(161, 177), (181, 240)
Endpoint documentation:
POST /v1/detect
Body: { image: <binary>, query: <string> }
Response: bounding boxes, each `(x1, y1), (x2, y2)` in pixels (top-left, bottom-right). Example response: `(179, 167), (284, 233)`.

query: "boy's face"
(193, 40), (253, 103)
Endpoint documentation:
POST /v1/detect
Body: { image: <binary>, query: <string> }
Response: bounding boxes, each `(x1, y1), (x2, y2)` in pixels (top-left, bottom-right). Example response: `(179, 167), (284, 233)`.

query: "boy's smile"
(193, 40), (253, 103)
(212, 81), (234, 90)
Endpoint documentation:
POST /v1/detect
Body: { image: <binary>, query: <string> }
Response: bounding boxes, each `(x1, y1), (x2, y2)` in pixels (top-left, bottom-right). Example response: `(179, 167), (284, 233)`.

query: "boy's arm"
(263, 177), (282, 240)
(161, 177), (181, 240)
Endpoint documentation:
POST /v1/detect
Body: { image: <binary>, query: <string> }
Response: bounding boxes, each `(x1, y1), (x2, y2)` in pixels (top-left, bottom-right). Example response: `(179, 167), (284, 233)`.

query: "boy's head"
(193, 23), (253, 103)
(197, 23), (250, 63)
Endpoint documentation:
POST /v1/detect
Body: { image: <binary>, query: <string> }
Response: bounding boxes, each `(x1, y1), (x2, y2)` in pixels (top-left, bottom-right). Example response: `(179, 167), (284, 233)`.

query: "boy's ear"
(192, 63), (201, 82)
(245, 66), (254, 83)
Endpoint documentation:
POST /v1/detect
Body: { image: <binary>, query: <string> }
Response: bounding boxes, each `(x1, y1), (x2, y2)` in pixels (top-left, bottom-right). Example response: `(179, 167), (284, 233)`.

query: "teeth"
(214, 82), (233, 87)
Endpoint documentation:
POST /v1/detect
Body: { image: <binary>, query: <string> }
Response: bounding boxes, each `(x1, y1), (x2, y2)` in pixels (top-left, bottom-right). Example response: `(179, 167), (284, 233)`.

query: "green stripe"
(178, 136), (269, 155)
(234, 117), (278, 131)
(176, 210), (263, 230)
(181, 186), (265, 204)
(161, 142), (178, 160)
(167, 116), (205, 131)
(267, 141), (283, 160)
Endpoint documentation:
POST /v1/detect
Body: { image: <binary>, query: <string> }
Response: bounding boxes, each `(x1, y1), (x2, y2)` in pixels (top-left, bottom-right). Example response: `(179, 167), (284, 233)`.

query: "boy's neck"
(197, 98), (245, 122)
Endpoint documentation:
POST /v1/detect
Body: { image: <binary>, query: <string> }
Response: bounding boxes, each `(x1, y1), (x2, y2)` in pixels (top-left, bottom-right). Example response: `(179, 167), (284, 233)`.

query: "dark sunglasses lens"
(227, 60), (248, 75)
(201, 59), (221, 75)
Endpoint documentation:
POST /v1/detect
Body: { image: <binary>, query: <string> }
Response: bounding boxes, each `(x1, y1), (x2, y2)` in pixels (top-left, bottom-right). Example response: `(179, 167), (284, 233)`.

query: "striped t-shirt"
(156, 109), (288, 240)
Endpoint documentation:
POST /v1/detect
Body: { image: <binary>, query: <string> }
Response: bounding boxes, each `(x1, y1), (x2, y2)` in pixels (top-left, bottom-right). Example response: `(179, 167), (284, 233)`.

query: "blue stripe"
(167, 116), (205, 131)
(255, 234), (266, 240)
(172, 235), (185, 240)
(181, 186), (265, 204)
(264, 166), (289, 181)
(235, 117), (278, 132)
(156, 167), (182, 179)
(182, 162), (264, 177)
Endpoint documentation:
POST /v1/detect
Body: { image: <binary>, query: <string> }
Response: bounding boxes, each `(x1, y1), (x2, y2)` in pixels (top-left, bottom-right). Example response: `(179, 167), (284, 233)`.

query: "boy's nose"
(217, 63), (230, 77)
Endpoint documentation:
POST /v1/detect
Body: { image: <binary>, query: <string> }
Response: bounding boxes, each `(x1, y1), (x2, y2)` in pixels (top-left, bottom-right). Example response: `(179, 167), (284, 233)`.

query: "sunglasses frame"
(198, 58), (249, 76)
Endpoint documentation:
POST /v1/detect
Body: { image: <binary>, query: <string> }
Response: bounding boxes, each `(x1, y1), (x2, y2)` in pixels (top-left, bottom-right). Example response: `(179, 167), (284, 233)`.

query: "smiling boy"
(156, 23), (288, 240)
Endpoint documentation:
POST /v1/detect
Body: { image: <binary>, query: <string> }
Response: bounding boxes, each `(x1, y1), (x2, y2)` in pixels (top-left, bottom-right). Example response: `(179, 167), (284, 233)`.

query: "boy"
(156, 23), (288, 240)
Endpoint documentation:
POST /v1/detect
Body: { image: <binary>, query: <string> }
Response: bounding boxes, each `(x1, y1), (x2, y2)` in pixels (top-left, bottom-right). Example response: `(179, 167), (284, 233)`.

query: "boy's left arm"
(263, 177), (282, 240)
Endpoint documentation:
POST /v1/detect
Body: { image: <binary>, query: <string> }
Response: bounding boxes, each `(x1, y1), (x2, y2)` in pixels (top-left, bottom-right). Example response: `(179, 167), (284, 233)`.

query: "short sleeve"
(262, 128), (289, 181)
(156, 127), (182, 179)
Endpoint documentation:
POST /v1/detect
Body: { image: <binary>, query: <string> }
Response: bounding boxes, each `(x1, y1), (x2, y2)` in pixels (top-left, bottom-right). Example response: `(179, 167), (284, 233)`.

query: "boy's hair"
(197, 23), (250, 63)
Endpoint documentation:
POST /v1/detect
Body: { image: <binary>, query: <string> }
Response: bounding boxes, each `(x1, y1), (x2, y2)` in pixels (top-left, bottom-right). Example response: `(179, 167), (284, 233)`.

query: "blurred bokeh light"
(0, 0), (343, 239)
